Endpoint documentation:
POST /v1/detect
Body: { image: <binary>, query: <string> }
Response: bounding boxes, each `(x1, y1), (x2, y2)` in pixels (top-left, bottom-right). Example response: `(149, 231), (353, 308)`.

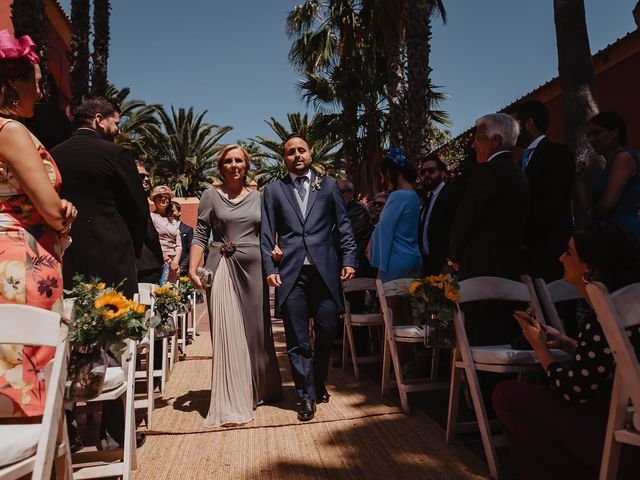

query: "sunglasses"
(139, 173), (149, 179)
(419, 167), (439, 175)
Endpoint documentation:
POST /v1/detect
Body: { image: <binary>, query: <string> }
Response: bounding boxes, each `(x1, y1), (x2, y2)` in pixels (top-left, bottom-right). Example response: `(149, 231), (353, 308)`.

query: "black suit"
(451, 152), (530, 345)
(136, 214), (164, 284)
(178, 222), (194, 274)
(345, 200), (374, 277)
(419, 182), (462, 276)
(523, 137), (575, 281)
(53, 129), (148, 298)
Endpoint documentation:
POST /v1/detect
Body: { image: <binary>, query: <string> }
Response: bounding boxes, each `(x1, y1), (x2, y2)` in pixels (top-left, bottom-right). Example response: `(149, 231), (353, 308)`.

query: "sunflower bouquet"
(408, 274), (460, 329)
(66, 275), (148, 355)
(176, 276), (195, 307)
(65, 275), (149, 400)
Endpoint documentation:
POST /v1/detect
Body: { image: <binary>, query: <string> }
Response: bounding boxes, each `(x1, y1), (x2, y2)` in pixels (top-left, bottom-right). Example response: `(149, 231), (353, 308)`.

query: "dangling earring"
(581, 270), (592, 283)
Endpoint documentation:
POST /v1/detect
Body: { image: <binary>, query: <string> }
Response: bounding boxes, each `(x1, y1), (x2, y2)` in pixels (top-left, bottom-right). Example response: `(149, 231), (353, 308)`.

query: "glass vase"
(155, 315), (177, 338)
(65, 348), (109, 401)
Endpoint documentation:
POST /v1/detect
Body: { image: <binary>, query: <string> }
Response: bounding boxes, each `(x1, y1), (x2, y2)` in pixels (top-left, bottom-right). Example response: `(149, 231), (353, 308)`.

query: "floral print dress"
(0, 119), (64, 417)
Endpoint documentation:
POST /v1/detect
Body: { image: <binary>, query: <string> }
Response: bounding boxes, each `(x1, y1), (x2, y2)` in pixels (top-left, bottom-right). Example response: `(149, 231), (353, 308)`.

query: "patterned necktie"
(295, 176), (307, 201)
(522, 148), (534, 172)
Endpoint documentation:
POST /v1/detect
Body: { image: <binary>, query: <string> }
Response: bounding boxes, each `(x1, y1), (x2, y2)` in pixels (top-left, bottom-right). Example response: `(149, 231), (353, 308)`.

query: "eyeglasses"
(155, 196), (170, 203)
(139, 173), (149, 179)
(419, 167), (438, 175)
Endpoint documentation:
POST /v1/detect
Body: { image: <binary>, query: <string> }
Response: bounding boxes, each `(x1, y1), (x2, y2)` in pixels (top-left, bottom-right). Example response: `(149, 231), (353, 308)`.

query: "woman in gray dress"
(188, 144), (282, 427)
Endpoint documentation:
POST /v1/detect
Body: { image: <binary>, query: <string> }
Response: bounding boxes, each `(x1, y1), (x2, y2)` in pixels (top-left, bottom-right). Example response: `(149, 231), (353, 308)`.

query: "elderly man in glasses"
(418, 154), (462, 276)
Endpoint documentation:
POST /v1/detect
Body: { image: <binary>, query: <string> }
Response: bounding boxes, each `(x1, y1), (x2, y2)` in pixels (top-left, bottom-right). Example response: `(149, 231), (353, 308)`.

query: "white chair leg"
(446, 356), (462, 443)
(161, 337), (168, 394)
(341, 320), (348, 370)
(170, 333), (177, 371)
(599, 373), (626, 480)
(430, 346), (440, 381)
(181, 313), (187, 354)
(381, 337), (391, 396)
(345, 320), (360, 379)
(464, 362), (501, 479)
(388, 337), (410, 414)
(55, 410), (73, 479)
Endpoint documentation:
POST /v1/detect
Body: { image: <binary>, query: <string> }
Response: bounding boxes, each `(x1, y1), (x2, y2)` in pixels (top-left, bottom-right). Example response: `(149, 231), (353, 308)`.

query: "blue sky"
(58, 0), (638, 144)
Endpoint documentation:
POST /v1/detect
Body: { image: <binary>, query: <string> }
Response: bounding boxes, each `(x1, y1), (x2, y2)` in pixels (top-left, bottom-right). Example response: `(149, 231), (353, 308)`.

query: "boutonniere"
(311, 177), (322, 191)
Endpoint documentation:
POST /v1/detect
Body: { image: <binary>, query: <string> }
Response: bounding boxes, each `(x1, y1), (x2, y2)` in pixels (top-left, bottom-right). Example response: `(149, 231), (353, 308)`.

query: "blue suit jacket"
(261, 171), (357, 309)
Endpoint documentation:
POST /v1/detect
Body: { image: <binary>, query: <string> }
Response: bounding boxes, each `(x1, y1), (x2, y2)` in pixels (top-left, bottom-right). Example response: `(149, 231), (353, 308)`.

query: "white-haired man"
(450, 113), (529, 345)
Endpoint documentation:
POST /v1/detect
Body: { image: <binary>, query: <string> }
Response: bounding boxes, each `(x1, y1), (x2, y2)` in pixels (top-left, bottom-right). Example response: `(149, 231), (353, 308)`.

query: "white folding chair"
(69, 339), (137, 479)
(586, 282), (640, 480)
(341, 278), (384, 379)
(445, 276), (569, 479)
(0, 304), (72, 480)
(533, 278), (582, 335)
(188, 291), (198, 338)
(168, 310), (178, 372)
(137, 283), (170, 394)
(376, 278), (449, 415)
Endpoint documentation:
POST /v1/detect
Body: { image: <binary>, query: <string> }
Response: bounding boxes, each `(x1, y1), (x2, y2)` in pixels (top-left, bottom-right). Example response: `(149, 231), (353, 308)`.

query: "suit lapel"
(280, 175), (305, 224)
(304, 170), (319, 221)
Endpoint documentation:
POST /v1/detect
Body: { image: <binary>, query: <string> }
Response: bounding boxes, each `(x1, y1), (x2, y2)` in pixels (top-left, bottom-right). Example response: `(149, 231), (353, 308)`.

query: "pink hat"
(150, 185), (174, 200)
(0, 29), (39, 64)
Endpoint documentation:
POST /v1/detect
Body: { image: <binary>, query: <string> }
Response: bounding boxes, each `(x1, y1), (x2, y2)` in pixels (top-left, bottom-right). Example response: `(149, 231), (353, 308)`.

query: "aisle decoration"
(152, 284), (181, 337)
(176, 276), (195, 309)
(407, 274), (460, 347)
(65, 276), (148, 400)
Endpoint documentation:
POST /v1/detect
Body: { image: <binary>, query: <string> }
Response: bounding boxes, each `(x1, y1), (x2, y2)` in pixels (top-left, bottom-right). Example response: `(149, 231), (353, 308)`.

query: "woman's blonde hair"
(216, 144), (251, 183)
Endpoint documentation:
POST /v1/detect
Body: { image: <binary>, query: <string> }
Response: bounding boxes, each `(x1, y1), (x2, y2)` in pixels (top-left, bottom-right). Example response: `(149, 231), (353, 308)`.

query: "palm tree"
(553, 0), (599, 224)
(252, 113), (341, 187)
(69, 0), (91, 106)
(149, 106), (232, 197)
(11, 0), (49, 98)
(92, 0), (110, 96)
(405, 0), (446, 164)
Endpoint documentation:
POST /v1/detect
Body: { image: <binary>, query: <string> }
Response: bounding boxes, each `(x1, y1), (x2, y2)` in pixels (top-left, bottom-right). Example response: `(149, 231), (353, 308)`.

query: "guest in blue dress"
(369, 147), (422, 282)
(587, 111), (640, 240)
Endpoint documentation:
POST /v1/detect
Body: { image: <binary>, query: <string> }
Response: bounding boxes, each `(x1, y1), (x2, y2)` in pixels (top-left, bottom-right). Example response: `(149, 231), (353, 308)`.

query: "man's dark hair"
(512, 100), (549, 133)
(422, 153), (446, 172)
(72, 96), (120, 129)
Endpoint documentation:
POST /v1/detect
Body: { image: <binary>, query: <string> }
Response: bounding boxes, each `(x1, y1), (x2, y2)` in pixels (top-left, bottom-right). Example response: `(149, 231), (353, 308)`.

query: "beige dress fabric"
(204, 257), (254, 427)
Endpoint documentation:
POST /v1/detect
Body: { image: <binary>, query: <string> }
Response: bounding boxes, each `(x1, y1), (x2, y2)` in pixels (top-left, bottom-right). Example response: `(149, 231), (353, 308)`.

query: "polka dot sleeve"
(546, 312), (614, 405)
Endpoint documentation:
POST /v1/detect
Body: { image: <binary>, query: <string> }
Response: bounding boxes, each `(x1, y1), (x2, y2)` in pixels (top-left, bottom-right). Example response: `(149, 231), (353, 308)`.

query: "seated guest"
(586, 112), (640, 241)
(510, 100), (574, 281)
(493, 223), (640, 480)
(450, 113), (529, 345)
(149, 185), (182, 284)
(172, 201), (193, 276)
(369, 148), (421, 283)
(418, 153), (461, 276)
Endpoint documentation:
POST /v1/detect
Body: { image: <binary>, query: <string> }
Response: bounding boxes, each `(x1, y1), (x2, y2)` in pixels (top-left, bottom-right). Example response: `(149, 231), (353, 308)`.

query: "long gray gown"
(192, 187), (282, 427)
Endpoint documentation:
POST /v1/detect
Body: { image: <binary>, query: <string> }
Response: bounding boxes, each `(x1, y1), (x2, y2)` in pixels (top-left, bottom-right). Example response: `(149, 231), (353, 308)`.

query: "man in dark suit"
(418, 154), (461, 276)
(450, 113), (530, 345)
(510, 100), (575, 281)
(261, 134), (357, 422)
(337, 179), (374, 278)
(53, 97), (148, 299)
(135, 161), (164, 284)
(53, 96), (149, 450)
(172, 201), (194, 276)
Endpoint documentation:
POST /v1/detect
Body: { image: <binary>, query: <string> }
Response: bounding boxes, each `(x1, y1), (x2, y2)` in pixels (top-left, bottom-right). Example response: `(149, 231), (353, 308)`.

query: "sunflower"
(95, 291), (131, 321)
(445, 283), (460, 303)
(408, 280), (422, 296)
(179, 276), (190, 283)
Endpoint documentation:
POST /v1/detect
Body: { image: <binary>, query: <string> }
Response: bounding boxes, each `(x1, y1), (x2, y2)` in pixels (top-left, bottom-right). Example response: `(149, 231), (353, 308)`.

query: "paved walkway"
(131, 305), (489, 480)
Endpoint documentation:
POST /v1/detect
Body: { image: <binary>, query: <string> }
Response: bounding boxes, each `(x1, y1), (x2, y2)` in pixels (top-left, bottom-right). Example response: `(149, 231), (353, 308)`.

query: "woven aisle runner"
(132, 304), (489, 480)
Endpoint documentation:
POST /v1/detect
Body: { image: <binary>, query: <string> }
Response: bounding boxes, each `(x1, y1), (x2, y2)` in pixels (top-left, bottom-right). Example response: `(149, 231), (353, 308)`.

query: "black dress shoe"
(297, 400), (316, 422)
(316, 385), (330, 404)
(136, 432), (146, 448)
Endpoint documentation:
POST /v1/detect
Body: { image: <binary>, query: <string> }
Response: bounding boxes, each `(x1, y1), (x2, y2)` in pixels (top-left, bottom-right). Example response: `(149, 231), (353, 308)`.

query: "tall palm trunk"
(92, 0), (110, 97)
(382, 29), (404, 148)
(405, 0), (431, 165)
(553, 0), (599, 225)
(69, 0), (91, 107)
(11, 0), (49, 99)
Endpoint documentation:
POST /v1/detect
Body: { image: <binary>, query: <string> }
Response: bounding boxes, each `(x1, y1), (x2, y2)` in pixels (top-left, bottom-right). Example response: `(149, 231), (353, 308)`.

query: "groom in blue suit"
(261, 134), (357, 421)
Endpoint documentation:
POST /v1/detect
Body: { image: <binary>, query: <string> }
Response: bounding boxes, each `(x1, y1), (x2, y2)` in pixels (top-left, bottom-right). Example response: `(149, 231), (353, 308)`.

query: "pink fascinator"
(0, 29), (40, 64)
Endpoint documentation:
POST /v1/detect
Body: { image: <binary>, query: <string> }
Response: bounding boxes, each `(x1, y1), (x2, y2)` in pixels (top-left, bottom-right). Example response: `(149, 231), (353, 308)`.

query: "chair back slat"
(543, 279), (581, 304)
(138, 283), (157, 306)
(0, 305), (62, 346)
(459, 276), (530, 303)
(342, 277), (377, 293)
(380, 278), (414, 296)
(587, 282), (640, 431)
